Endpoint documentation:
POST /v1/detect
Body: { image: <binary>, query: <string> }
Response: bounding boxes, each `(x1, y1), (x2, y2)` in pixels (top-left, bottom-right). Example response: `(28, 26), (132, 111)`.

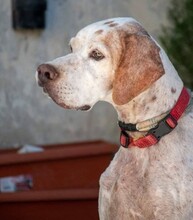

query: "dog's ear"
(112, 33), (164, 105)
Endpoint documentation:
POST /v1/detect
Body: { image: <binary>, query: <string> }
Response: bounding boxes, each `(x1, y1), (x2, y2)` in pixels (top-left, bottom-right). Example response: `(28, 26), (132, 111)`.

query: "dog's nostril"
(45, 71), (52, 80)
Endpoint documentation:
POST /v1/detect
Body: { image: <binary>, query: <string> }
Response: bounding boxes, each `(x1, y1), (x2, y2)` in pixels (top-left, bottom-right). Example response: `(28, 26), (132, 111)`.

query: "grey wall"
(0, 0), (170, 148)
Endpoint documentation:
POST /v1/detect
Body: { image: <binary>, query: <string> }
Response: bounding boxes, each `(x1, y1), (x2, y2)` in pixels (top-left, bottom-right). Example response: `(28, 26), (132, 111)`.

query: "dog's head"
(36, 17), (164, 110)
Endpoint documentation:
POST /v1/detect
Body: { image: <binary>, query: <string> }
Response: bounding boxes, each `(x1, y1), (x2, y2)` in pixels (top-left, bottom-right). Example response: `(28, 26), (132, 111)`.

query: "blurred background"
(0, 0), (171, 149)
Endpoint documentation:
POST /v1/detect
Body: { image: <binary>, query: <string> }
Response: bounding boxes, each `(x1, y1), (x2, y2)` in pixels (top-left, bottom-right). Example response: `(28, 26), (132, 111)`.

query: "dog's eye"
(89, 49), (105, 61)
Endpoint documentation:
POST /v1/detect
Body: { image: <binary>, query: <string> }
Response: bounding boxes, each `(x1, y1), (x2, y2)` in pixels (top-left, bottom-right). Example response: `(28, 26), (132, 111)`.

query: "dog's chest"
(99, 143), (193, 220)
(99, 147), (152, 219)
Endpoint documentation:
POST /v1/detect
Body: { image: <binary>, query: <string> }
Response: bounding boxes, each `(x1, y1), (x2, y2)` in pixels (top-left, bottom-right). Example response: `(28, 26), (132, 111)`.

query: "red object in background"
(0, 140), (117, 220)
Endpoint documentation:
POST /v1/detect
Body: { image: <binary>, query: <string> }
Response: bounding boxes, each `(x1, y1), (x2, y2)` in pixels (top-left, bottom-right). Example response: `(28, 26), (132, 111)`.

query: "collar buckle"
(148, 114), (177, 142)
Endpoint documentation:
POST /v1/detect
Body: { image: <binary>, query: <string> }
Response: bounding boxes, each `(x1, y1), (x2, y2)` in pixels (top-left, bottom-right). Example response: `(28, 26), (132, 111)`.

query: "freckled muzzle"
(36, 63), (92, 111)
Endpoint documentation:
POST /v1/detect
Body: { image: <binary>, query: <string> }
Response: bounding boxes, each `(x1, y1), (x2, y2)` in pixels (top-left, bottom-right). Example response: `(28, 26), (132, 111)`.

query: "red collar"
(119, 87), (191, 148)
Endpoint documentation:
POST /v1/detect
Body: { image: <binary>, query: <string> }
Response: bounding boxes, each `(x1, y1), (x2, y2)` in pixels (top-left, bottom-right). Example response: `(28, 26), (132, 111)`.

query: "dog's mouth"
(77, 105), (91, 111)
(41, 87), (91, 111)
(59, 103), (91, 111)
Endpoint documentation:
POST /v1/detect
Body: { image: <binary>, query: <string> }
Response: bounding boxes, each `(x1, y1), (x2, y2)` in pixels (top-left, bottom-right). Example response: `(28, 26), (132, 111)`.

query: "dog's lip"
(78, 105), (91, 111)
(59, 102), (91, 111)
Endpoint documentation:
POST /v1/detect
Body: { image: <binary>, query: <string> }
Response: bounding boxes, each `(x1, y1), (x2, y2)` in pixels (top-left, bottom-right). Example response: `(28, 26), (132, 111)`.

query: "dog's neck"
(106, 48), (183, 129)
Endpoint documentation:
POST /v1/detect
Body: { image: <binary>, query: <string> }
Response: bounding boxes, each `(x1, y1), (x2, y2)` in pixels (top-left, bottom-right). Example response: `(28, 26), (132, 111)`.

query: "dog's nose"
(37, 64), (59, 85)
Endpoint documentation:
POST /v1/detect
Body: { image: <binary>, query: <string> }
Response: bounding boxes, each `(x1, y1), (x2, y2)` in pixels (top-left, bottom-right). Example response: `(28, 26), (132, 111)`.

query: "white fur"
(37, 17), (193, 219)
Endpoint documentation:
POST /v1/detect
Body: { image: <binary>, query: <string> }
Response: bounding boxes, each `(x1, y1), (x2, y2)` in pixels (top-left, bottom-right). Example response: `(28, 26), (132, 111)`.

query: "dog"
(36, 17), (193, 220)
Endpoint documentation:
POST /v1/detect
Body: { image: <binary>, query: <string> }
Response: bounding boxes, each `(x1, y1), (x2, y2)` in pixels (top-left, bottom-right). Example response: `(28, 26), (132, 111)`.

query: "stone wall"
(0, 0), (170, 148)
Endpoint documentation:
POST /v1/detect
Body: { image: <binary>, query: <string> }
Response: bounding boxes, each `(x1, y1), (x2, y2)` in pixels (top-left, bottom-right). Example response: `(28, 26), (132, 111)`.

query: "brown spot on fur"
(109, 23), (119, 27)
(146, 106), (150, 111)
(112, 32), (164, 105)
(95, 29), (103, 35)
(151, 95), (157, 102)
(104, 20), (114, 25)
(120, 112), (127, 120)
(171, 87), (176, 94)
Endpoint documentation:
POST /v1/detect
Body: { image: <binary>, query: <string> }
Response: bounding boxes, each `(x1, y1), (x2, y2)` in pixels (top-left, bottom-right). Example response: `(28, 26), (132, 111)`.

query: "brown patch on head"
(104, 20), (114, 25)
(171, 87), (176, 94)
(133, 23), (150, 36)
(121, 22), (150, 37)
(95, 29), (104, 35)
(109, 23), (119, 27)
(112, 32), (164, 105)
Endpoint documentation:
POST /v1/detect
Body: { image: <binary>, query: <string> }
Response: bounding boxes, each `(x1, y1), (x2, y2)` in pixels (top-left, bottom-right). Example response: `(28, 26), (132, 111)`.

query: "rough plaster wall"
(0, 0), (170, 149)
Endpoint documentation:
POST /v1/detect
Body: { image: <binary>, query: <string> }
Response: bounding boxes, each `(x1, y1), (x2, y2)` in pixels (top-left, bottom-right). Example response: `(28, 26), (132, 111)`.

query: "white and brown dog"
(36, 18), (193, 220)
